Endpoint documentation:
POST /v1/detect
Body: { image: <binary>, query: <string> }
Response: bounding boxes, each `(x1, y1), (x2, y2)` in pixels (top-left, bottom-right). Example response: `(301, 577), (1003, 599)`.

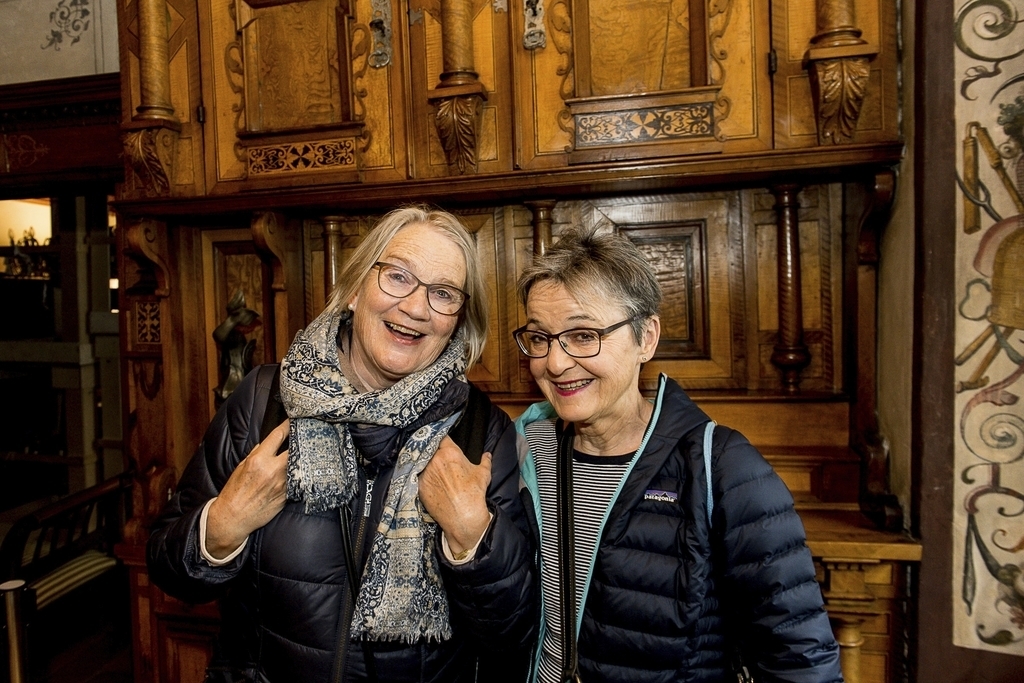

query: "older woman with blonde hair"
(514, 227), (843, 683)
(149, 206), (536, 683)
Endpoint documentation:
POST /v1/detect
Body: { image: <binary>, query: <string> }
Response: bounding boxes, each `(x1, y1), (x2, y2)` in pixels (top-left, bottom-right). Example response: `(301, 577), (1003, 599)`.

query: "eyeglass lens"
(514, 318), (635, 358)
(375, 263), (466, 315)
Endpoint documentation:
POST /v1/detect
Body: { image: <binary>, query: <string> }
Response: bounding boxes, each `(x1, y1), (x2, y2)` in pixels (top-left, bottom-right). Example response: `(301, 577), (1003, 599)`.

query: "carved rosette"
(432, 93), (485, 175)
(122, 125), (179, 198)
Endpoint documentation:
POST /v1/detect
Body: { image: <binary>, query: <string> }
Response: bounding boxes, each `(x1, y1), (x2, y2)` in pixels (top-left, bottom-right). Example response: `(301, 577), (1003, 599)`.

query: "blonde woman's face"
(346, 223), (465, 390)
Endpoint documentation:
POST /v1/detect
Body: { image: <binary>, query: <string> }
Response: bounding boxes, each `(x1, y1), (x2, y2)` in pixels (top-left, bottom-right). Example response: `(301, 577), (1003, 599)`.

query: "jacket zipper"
(331, 475), (376, 683)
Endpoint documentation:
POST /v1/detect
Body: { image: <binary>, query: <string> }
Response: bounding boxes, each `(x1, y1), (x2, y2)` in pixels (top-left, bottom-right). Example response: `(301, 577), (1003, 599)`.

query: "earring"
(347, 303), (354, 311)
(641, 356), (647, 362)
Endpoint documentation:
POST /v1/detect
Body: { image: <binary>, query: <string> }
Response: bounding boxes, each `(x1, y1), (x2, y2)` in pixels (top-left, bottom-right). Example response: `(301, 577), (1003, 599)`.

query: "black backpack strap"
(258, 364), (288, 450)
(448, 383), (489, 465)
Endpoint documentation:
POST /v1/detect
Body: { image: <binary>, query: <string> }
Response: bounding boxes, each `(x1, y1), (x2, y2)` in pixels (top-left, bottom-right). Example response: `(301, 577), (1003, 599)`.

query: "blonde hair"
(325, 206), (488, 368)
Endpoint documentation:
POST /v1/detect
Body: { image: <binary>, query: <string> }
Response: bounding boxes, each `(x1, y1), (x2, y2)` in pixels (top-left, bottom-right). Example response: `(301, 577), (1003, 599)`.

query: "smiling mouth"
(554, 378), (592, 392)
(385, 321), (424, 339)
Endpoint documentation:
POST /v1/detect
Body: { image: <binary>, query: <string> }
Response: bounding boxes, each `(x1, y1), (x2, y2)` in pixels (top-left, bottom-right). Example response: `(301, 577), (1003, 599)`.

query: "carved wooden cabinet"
(112, 1), (918, 683)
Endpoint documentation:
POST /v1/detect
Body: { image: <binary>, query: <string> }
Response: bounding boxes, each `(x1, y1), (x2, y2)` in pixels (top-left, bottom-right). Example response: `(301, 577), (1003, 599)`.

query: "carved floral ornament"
(804, 0), (877, 145)
(122, 126), (178, 197)
(433, 94), (484, 175)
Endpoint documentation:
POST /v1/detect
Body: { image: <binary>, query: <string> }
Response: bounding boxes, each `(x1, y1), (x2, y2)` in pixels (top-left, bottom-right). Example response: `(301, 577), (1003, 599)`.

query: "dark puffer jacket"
(148, 365), (536, 683)
(516, 375), (843, 683)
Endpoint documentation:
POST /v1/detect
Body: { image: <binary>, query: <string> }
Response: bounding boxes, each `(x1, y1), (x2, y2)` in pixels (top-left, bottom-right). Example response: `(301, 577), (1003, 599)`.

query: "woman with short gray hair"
(514, 227), (843, 683)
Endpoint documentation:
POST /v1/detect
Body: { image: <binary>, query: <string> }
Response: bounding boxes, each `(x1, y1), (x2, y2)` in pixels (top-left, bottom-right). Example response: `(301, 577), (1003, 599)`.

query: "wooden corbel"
(117, 218), (174, 546)
(427, 0), (488, 175)
(805, 0), (878, 145)
(252, 211), (298, 361)
(121, 0), (180, 198)
(848, 171), (903, 531)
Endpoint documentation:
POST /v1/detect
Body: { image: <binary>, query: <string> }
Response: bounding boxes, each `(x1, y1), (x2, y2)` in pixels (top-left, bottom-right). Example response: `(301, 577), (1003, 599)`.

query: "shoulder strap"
(703, 420), (717, 527)
(448, 383), (488, 465)
(258, 365), (287, 445)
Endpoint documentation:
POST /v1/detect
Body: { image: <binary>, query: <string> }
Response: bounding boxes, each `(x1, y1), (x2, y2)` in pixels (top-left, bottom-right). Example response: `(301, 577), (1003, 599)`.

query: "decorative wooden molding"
(121, 219), (171, 299)
(848, 171), (903, 531)
(769, 184), (811, 393)
(121, 0), (181, 198)
(1, 135), (50, 171)
(225, 0), (365, 182)
(252, 211), (293, 360)
(430, 88), (487, 175)
(428, 0), (488, 175)
(525, 200), (556, 255)
(122, 123), (179, 199)
(805, 0), (878, 145)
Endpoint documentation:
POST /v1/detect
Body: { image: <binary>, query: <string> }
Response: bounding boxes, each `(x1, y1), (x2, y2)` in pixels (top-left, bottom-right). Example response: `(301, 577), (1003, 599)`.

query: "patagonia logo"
(644, 489), (678, 503)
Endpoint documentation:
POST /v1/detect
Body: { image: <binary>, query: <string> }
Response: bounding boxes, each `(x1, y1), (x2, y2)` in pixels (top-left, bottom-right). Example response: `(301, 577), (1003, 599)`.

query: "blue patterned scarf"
(279, 308), (468, 643)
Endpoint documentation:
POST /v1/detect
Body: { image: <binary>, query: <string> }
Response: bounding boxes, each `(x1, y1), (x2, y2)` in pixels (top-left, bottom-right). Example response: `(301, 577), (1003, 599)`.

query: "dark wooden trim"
(0, 73), (121, 115)
(912, 1), (1021, 680)
(112, 142), (905, 218)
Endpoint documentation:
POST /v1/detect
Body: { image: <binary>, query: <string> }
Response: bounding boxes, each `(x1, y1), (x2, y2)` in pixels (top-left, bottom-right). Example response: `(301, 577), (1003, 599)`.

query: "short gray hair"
(326, 206), (489, 368)
(517, 227), (662, 344)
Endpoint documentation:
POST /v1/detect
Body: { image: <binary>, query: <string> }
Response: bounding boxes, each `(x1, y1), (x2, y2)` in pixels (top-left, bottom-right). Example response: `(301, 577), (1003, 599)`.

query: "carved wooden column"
(770, 185), (810, 392)
(322, 216), (346, 297)
(526, 200), (557, 256)
(806, 0), (877, 144)
(122, 0), (181, 198)
(427, 0), (487, 175)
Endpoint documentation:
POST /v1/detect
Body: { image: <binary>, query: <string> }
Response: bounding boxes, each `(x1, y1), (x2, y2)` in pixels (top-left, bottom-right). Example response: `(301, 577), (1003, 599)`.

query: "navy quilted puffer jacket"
(148, 365), (536, 683)
(516, 375), (844, 683)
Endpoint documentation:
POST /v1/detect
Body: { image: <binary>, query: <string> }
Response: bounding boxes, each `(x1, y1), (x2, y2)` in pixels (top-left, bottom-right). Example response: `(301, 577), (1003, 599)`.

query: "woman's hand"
(418, 436), (492, 556)
(206, 420), (290, 559)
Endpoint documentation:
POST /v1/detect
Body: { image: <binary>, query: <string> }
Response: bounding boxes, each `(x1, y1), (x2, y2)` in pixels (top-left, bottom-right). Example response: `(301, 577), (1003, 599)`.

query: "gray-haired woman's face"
(346, 222), (465, 390)
(522, 281), (656, 430)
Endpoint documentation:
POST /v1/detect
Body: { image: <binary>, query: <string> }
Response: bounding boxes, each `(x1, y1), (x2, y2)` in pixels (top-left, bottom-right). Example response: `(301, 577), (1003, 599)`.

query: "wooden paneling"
(106, 1), (918, 682)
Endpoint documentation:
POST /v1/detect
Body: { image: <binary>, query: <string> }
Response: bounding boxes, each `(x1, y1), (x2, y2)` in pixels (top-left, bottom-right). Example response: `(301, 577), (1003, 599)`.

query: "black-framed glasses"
(372, 262), (469, 316)
(512, 317), (639, 358)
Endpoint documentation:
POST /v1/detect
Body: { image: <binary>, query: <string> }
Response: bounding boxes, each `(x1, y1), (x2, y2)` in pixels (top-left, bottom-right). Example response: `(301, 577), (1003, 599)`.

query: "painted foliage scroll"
(953, 0), (1024, 656)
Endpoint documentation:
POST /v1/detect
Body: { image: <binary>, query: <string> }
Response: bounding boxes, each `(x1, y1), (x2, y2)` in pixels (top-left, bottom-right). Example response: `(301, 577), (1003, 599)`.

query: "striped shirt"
(525, 419), (637, 683)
